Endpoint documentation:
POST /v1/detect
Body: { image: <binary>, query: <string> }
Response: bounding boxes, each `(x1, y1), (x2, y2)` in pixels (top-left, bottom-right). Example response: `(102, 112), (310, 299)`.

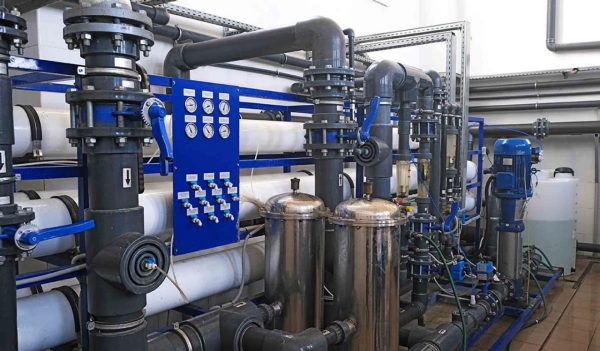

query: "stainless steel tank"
(330, 191), (406, 351)
(260, 178), (327, 332)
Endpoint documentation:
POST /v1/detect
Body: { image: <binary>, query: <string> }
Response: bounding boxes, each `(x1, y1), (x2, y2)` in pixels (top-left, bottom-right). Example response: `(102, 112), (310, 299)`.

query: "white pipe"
(16, 241), (265, 351)
(17, 198), (75, 258)
(12, 107), (420, 158)
(18, 290), (79, 351)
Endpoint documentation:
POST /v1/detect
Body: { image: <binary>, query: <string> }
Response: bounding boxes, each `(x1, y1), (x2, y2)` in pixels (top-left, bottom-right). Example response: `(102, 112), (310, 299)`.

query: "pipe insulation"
(12, 107), (419, 158)
(16, 241), (265, 351)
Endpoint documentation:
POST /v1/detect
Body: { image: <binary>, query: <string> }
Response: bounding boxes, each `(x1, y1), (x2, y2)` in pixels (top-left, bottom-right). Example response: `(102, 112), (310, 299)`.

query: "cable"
(231, 224), (265, 304)
(422, 235), (467, 351)
(146, 261), (190, 304)
(155, 265), (189, 304)
(14, 160), (78, 167)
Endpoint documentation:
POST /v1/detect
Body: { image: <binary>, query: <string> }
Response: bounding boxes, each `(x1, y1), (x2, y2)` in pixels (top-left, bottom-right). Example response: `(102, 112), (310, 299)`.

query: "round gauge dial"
(218, 100), (230, 115)
(185, 123), (198, 139)
(202, 123), (215, 139)
(202, 99), (215, 114)
(185, 97), (198, 113)
(218, 124), (230, 139)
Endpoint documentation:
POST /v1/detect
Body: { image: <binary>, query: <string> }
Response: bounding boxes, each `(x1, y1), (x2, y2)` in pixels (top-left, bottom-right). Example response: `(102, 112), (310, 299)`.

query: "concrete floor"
(402, 256), (600, 351)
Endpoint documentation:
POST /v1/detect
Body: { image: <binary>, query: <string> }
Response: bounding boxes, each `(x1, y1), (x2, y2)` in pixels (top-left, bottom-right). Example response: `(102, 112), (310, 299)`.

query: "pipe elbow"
(426, 70), (442, 89)
(296, 17), (346, 68)
(163, 45), (191, 79)
(364, 60), (407, 98)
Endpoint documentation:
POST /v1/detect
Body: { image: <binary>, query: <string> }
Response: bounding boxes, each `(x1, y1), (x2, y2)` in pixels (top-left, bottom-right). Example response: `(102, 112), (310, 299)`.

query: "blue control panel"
(171, 79), (240, 255)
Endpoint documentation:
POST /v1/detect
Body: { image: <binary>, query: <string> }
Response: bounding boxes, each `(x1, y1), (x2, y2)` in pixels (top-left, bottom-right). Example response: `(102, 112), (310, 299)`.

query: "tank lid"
(330, 197), (406, 227)
(260, 178), (327, 219)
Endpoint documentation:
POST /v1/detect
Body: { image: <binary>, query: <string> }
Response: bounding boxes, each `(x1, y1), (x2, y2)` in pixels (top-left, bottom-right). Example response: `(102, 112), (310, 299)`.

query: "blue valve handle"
(147, 101), (173, 176)
(19, 219), (95, 246)
(443, 201), (460, 233)
(358, 96), (381, 143)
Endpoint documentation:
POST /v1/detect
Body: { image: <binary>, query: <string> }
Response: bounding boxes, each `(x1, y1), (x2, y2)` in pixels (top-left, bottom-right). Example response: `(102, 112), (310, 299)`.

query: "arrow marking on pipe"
(123, 168), (132, 188)
(0, 150), (5, 173)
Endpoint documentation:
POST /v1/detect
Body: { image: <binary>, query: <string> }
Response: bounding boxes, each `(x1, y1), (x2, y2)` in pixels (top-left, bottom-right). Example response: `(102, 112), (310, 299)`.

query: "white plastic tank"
(524, 168), (578, 275)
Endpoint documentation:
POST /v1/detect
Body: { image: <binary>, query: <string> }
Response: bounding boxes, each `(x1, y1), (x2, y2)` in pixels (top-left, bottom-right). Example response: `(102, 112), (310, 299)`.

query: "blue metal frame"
(463, 117), (484, 246)
(9, 56), (318, 181)
(467, 269), (561, 350)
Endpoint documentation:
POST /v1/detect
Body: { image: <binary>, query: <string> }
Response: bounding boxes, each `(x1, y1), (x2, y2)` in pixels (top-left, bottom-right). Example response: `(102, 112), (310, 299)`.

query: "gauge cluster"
(172, 81), (239, 255)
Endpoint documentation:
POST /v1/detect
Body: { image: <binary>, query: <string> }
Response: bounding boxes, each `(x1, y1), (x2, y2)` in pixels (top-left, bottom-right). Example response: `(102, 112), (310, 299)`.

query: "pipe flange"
(0, 207), (35, 227)
(66, 127), (151, 139)
(0, 9), (28, 55)
(66, 89), (152, 104)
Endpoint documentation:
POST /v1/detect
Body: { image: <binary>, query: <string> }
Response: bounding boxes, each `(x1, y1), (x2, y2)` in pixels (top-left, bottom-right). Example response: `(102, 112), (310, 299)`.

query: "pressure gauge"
(202, 123), (215, 139)
(184, 97), (198, 113)
(184, 123), (198, 139)
(202, 99), (215, 114)
(218, 100), (230, 115)
(218, 124), (230, 139)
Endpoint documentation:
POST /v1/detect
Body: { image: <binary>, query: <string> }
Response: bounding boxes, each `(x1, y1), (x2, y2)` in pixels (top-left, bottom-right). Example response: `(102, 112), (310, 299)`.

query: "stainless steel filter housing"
(330, 197), (406, 351)
(260, 184), (327, 332)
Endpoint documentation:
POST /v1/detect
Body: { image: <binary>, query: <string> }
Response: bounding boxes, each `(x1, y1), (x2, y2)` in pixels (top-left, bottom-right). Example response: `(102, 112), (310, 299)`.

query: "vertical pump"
(0, 6), (30, 350)
(63, 1), (170, 349)
(492, 138), (541, 300)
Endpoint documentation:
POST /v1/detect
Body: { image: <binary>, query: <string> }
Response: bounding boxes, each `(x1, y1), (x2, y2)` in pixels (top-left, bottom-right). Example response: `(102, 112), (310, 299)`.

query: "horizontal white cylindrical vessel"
(17, 241), (265, 351)
(12, 107), (420, 158)
(16, 161), (477, 257)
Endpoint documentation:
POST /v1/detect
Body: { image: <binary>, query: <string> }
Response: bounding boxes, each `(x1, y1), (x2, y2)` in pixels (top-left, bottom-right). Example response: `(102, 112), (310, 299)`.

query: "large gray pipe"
(470, 78), (600, 94)
(153, 24), (311, 69)
(363, 60), (406, 198)
(470, 120), (600, 137)
(164, 17), (345, 79)
(546, 0), (600, 51)
(470, 100), (600, 113)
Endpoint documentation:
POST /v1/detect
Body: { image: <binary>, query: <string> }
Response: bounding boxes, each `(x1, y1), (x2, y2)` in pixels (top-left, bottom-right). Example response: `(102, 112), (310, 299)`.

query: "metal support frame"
(467, 269), (561, 350)
(355, 21), (471, 209)
(463, 117), (484, 237)
(158, 3), (261, 32)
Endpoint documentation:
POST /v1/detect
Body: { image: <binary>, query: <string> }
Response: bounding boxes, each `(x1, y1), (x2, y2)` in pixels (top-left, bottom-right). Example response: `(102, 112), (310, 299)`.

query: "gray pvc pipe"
(470, 100), (600, 113)
(363, 60), (407, 198)
(164, 17), (346, 79)
(470, 120), (600, 137)
(546, 0), (600, 51)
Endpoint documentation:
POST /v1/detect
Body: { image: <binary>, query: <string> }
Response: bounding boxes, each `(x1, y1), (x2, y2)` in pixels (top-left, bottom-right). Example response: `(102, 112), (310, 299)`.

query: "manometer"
(184, 97), (198, 113)
(185, 123), (198, 139)
(202, 123), (215, 139)
(218, 100), (230, 115)
(202, 99), (215, 114)
(218, 124), (230, 139)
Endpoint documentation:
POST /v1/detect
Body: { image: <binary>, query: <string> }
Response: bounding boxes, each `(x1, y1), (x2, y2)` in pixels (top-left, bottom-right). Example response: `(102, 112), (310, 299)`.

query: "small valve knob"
(231, 195), (239, 202)
(192, 217), (203, 226)
(217, 198), (226, 204)
(181, 201), (192, 209)
(208, 215), (219, 224)
(200, 199), (210, 206)
(224, 213), (235, 221)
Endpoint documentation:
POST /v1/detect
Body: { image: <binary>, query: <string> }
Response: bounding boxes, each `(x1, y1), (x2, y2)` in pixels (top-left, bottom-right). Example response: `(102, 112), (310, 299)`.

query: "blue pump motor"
(492, 138), (540, 199)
